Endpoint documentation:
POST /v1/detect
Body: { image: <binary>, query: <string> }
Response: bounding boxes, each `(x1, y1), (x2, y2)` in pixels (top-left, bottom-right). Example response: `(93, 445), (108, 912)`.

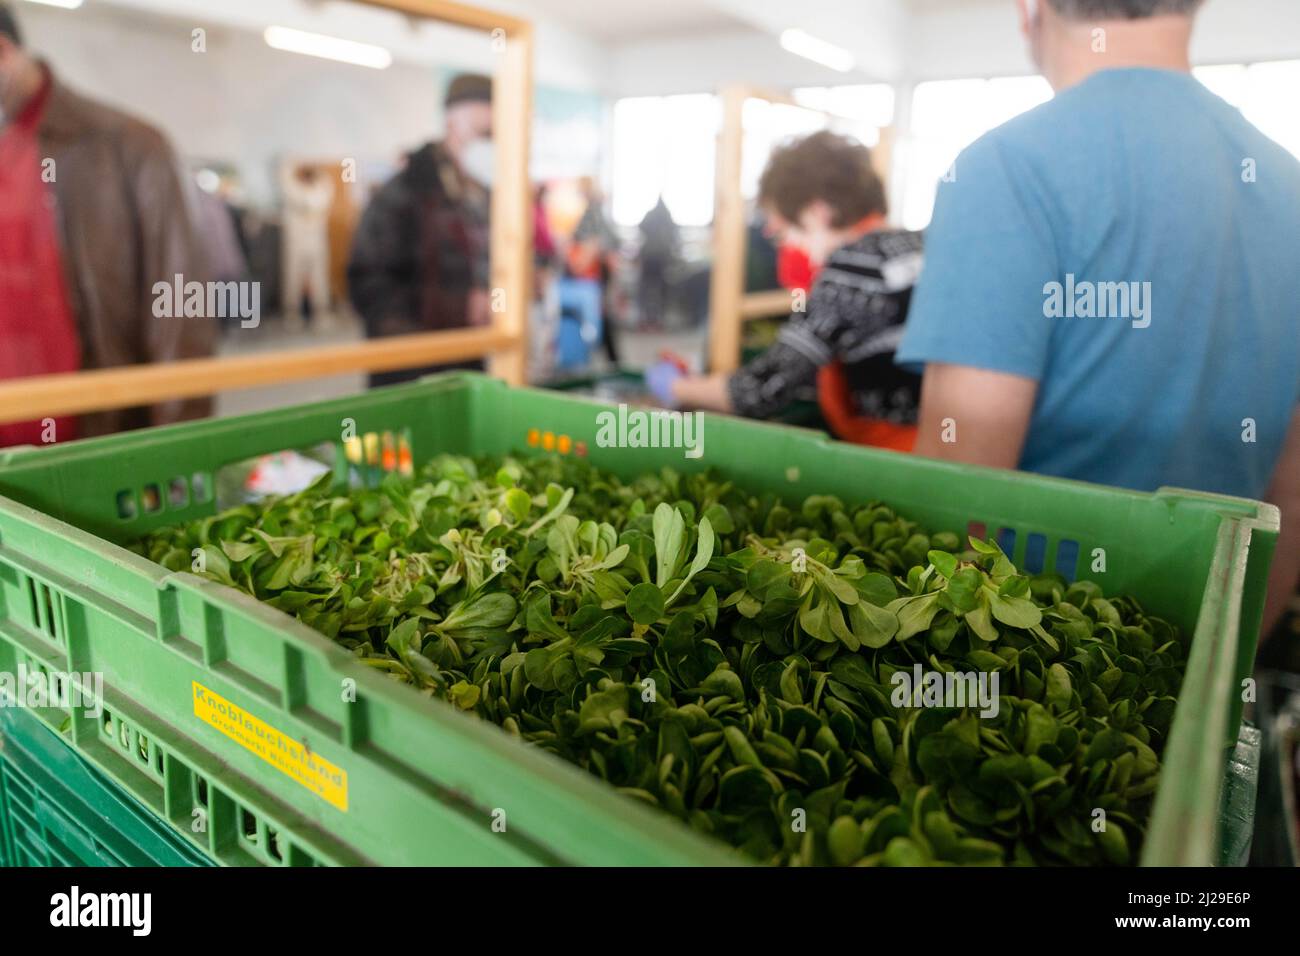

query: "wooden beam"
(486, 22), (534, 385)
(872, 124), (895, 209)
(740, 289), (796, 321)
(353, 0), (526, 35)
(0, 328), (517, 425)
(708, 87), (747, 376)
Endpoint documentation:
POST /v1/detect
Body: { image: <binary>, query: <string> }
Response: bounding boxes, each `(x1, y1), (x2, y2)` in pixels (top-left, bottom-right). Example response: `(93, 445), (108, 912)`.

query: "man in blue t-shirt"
(896, 0), (1300, 638)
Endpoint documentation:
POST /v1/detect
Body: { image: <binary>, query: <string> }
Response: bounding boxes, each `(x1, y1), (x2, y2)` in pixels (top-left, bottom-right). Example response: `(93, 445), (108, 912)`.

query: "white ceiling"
(515, 0), (748, 40)
(522, 0), (977, 38)
(515, 0), (914, 79)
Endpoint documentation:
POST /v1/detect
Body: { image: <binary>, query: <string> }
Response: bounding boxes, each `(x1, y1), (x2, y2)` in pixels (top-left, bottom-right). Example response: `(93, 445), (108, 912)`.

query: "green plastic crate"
(0, 372), (1276, 866)
(0, 704), (211, 866)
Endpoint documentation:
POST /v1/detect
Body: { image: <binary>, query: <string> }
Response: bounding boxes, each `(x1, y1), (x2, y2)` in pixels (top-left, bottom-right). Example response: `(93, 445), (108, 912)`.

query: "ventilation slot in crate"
(100, 707), (166, 782)
(23, 577), (62, 644)
(234, 796), (317, 866)
(964, 521), (1082, 582)
(343, 429), (414, 485)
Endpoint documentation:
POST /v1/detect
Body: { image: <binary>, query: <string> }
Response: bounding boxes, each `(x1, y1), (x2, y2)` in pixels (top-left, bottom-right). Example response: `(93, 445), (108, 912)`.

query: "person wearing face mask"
(894, 0), (1300, 641)
(346, 73), (494, 386)
(0, 3), (214, 446)
(646, 131), (925, 452)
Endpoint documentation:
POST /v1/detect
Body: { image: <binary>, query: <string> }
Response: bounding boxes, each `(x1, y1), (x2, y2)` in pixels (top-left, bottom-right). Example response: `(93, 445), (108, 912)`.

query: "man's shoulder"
(955, 93), (1070, 175)
(45, 77), (175, 162)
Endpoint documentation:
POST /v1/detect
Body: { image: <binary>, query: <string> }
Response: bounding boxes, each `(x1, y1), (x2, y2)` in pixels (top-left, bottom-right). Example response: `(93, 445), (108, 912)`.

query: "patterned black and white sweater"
(727, 229), (925, 423)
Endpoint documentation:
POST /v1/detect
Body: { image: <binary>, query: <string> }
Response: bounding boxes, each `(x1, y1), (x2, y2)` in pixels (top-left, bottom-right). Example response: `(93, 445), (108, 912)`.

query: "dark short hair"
(1047, 0), (1203, 17)
(758, 131), (887, 227)
(444, 73), (492, 108)
(0, 4), (22, 46)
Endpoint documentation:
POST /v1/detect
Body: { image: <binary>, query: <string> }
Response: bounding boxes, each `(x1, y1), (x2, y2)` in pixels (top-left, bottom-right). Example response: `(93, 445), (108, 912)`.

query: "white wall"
(103, 0), (611, 91)
(19, 4), (447, 205)
(905, 1), (1032, 81)
(1192, 0), (1300, 65)
(609, 29), (885, 98)
(14, 0), (610, 206)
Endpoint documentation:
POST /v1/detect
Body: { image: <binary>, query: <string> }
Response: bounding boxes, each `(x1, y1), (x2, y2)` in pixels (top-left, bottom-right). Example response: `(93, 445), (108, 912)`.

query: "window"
(1193, 63), (1248, 105)
(611, 94), (719, 227)
(899, 75), (1052, 230)
(610, 85), (895, 229)
(792, 84), (896, 129)
(1196, 60), (1300, 161)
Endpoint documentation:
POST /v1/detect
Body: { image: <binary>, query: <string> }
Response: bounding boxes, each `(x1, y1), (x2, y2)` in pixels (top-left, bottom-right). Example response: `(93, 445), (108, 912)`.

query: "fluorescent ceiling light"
(779, 29), (854, 73)
(23, 0), (84, 9)
(263, 26), (392, 70)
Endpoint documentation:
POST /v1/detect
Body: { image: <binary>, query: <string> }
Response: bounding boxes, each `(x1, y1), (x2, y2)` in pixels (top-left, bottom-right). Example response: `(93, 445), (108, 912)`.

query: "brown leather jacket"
(37, 67), (215, 437)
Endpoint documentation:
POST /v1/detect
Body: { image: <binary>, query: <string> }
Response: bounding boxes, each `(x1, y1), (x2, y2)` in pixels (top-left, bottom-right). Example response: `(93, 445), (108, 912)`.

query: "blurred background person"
(194, 168), (250, 334)
(562, 175), (621, 366)
(280, 162), (334, 331)
(533, 182), (558, 277)
(347, 72), (493, 387)
(0, 2), (214, 444)
(636, 195), (679, 330)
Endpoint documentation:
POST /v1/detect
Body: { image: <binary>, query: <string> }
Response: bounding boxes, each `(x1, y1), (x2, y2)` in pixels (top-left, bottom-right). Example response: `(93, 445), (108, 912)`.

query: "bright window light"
(793, 85), (896, 129)
(1194, 60), (1300, 160)
(899, 60), (1300, 232)
(263, 26), (392, 70)
(1241, 60), (1300, 160)
(1194, 64), (1248, 106)
(22, 0), (83, 8)
(900, 75), (1051, 230)
(611, 94), (719, 227)
(779, 29), (855, 73)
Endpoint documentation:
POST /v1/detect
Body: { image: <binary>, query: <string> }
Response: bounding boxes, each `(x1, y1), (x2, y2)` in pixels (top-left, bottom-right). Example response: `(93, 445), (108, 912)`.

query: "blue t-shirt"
(897, 68), (1300, 497)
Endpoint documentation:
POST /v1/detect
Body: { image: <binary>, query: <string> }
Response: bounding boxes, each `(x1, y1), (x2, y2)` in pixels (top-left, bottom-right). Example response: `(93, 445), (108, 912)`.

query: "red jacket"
(0, 68), (79, 448)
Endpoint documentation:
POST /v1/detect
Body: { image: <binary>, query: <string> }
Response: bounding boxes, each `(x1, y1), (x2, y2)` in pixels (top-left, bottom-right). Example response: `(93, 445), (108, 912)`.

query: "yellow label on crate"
(192, 681), (348, 812)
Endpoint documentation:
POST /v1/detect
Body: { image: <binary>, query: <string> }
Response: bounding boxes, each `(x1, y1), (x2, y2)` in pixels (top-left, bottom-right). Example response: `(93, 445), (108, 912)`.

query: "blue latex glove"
(645, 360), (684, 408)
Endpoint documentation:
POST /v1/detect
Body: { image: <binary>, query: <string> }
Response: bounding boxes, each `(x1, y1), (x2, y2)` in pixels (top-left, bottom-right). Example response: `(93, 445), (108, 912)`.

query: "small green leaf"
(928, 549), (958, 579)
(220, 540), (262, 562)
(988, 591), (1042, 629)
(828, 816), (865, 866)
(889, 593), (941, 642)
(626, 582), (666, 625)
(1045, 663), (1072, 710)
(800, 594), (837, 644)
(945, 567), (983, 613)
(653, 503), (685, 588)
(447, 680), (481, 710)
(848, 599), (899, 649)
(504, 487), (532, 522)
